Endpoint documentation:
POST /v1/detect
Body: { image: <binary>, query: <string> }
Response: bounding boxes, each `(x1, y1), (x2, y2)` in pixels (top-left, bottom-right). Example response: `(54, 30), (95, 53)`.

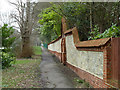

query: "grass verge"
(2, 46), (42, 88)
(33, 46), (42, 55)
(2, 59), (41, 88)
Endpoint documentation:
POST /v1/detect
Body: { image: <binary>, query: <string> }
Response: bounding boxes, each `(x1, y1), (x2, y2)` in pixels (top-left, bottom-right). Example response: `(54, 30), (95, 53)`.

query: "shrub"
(2, 52), (16, 69)
(88, 25), (100, 40)
(0, 24), (16, 69)
(76, 79), (84, 83)
(88, 24), (120, 40)
(1, 24), (16, 53)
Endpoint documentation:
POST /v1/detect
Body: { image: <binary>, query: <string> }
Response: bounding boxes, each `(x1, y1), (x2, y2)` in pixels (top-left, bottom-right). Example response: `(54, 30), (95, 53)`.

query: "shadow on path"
(39, 47), (79, 88)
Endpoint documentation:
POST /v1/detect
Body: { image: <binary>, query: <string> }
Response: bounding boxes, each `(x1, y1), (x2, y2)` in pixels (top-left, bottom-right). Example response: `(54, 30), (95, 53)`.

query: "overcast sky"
(0, 0), (38, 26)
(0, 0), (29, 28)
(0, 0), (16, 27)
(0, 0), (17, 13)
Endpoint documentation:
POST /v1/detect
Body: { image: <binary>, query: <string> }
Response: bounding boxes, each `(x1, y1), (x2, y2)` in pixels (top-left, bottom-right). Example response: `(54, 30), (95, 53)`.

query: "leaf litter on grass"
(2, 58), (41, 88)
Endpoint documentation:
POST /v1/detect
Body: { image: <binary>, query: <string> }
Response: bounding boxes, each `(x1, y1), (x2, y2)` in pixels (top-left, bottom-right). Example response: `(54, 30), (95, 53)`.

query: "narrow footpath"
(39, 47), (79, 88)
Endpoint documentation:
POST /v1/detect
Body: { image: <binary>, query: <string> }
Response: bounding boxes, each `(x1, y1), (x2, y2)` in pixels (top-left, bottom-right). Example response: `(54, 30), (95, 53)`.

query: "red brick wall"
(48, 38), (120, 88)
(48, 41), (119, 88)
(66, 62), (112, 88)
(48, 18), (120, 88)
(49, 48), (112, 88)
(103, 41), (112, 82)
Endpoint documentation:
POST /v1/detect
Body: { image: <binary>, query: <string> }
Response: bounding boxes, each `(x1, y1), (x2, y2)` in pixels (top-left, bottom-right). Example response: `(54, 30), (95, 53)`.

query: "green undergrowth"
(88, 24), (120, 40)
(2, 46), (42, 88)
(2, 59), (41, 88)
(74, 78), (93, 88)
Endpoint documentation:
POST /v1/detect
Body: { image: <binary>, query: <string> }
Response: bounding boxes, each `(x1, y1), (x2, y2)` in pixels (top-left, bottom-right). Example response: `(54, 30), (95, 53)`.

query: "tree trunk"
(21, 36), (33, 58)
(117, 2), (120, 26)
(90, 2), (93, 32)
(20, 1), (33, 58)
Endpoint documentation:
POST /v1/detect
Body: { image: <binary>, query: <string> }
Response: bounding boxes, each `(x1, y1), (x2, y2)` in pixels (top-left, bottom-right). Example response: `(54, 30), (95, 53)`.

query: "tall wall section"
(48, 18), (120, 88)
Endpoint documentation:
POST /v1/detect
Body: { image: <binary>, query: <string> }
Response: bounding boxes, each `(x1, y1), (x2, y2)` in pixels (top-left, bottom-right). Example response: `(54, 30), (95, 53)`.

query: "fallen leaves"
(2, 58), (41, 88)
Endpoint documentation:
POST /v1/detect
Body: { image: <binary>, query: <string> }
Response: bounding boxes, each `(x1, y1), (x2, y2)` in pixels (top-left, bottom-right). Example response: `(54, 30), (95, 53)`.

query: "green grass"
(15, 60), (35, 65)
(2, 47), (42, 88)
(33, 46), (42, 55)
(2, 59), (41, 88)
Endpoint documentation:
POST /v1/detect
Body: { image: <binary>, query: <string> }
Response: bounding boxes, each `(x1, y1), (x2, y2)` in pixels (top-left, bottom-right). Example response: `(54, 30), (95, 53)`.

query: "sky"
(0, 0), (17, 13)
(0, 0), (37, 27)
(0, 0), (31, 29)
(0, 0), (17, 27)
(0, 0), (37, 14)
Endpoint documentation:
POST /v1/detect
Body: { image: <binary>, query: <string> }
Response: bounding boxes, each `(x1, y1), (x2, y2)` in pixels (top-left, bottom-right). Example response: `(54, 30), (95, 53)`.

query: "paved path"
(39, 47), (76, 88)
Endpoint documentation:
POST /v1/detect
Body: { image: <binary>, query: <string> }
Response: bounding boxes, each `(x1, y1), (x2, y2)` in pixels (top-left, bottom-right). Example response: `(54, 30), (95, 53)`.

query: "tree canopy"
(38, 7), (62, 43)
(38, 2), (120, 43)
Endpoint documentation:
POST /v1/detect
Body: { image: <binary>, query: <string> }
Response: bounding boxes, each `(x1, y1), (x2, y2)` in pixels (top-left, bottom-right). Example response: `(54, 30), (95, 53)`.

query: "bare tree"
(0, 11), (15, 26)
(9, 0), (38, 58)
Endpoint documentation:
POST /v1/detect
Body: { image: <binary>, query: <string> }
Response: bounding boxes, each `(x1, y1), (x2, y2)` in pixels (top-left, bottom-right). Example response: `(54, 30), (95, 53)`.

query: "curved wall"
(66, 35), (103, 79)
(48, 38), (62, 53)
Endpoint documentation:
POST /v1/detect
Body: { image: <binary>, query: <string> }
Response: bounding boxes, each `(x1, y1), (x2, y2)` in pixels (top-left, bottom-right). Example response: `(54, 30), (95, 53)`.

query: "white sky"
(0, 0), (37, 26)
(0, 0), (27, 29)
(0, 0), (17, 27)
(0, 0), (17, 13)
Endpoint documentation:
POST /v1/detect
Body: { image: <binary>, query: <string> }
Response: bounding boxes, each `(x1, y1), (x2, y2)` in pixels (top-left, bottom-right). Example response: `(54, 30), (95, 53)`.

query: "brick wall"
(47, 18), (120, 88)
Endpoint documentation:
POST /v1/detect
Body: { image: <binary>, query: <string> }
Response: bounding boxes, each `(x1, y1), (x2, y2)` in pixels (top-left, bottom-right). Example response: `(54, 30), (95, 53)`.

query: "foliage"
(88, 25), (100, 40)
(92, 2), (120, 33)
(100, 24), (120, 38)
(1, 24), (16, 52)
(74, 78), (92, 88)
(0, 24), (16, 69)
(2, 52), (16, 69)
(84, 82), (90, 87)
(89, 24), (120, 40)
(76, 79), (84, 83)
(50, 2), (120, 41)
(38, 2), (120, 42)
(38, 7), (62, 43)
(51, 2), (90, 41)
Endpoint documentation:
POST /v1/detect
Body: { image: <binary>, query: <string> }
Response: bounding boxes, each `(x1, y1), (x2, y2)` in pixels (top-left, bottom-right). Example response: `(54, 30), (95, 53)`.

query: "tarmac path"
(39, 47), (77, 88)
